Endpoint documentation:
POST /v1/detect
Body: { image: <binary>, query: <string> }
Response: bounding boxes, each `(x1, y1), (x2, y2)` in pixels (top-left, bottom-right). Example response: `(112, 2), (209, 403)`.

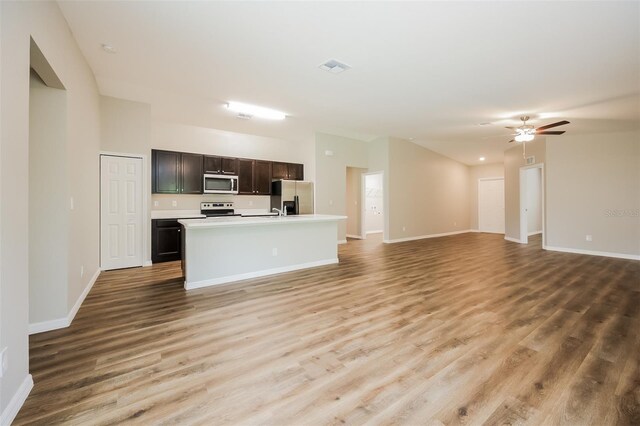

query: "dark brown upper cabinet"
(152, 150), (181, 193)
(288, 163), (304, 180)
(238, 159), (272, 195)
(152, 149), (203, 194)
(180, 152), (204, 194)
(271, 162), (304, 181)
(204, 155), (239, 175)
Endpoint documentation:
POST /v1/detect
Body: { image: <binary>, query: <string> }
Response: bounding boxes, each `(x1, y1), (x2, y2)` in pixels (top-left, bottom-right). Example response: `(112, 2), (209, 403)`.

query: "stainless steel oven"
(203, 174), (238, 194)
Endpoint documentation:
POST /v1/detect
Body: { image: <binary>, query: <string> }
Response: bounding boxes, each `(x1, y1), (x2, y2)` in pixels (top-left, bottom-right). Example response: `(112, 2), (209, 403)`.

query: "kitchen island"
(178, 214), (346, 290)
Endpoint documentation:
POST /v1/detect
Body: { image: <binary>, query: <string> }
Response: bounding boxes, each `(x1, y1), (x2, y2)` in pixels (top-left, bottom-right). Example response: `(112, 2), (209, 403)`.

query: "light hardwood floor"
(15, 233), (640, 425)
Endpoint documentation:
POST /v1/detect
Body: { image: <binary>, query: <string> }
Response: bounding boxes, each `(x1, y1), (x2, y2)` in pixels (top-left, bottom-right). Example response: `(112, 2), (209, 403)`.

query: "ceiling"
(57, 1), (640, 165)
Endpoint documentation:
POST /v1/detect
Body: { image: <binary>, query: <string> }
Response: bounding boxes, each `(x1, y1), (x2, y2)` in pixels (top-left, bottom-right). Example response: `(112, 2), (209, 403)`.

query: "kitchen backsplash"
(152, 194), (270, 211)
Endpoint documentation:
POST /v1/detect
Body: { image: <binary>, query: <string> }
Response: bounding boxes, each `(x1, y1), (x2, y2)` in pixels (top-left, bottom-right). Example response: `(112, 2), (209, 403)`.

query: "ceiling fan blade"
(508, 139), (515, 143)
(505, 126), (517, 129)
(536, 120), (570, 131)
(536, 130), (566, 135)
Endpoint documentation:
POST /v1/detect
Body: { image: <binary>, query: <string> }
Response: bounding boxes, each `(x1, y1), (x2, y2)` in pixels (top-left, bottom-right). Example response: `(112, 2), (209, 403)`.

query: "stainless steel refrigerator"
(271, 180), (314, 215)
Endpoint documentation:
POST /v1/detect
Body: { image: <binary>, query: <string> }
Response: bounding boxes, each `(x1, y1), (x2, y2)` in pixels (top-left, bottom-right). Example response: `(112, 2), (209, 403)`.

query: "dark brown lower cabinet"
(152, 219), (182, 263)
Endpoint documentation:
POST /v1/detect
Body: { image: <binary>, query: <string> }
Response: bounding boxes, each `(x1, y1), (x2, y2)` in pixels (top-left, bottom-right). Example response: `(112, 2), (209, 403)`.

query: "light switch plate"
(0, 347), (7, 378)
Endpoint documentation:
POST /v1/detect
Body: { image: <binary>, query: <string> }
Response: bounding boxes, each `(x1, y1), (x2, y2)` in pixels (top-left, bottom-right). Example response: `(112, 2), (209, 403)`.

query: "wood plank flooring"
(15, 233), (640, 425)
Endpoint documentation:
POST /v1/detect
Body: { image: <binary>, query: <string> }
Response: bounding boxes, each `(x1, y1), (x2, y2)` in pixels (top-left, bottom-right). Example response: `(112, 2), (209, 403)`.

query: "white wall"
(468, 162), (504, 231)
(526, 167), (542, 234)
(364, 173), (384, 233)
(546, 131), (640, 257)
(29, 71), (69, 324)
(1, 1), (101, 418)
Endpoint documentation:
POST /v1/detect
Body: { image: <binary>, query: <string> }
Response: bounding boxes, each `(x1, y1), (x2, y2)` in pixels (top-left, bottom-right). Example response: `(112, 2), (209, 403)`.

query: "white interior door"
(101, 155), (143, 270)
(478, 178), (505, 234)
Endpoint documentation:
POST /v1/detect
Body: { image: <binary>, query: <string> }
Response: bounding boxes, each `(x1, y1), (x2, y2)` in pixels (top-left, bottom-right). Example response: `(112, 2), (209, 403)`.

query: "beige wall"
(387, 138), (470, 241)
(100, 98), (312, 259)
(315, 132), (369, 241)
(152, 121), (315, 179)
(504, 138), (546, 241)
(546, 131), (640, 257)
(29, 71), (69, 324)
(468, 162), (504, 230)
(100, 95), (152, 262)
(346, 167), (366, 237)
(1, 1), (101, 415)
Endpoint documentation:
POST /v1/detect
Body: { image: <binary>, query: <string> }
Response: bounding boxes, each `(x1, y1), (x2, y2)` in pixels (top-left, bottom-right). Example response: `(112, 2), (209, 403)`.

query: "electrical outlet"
(586, 235), (593, 242)
(0, 347), (7, 378)
(172, 200), (177, 207)
(80, 265), (84, 278)
(153, 201), (159, 207)
(454, 221), (457, 226)
(272, 248), (278, 256)
(248, 200), (253, 206)
(402, 226), (406, 232)
(329, 200), (333, 206)
(70, 197), (74, 210)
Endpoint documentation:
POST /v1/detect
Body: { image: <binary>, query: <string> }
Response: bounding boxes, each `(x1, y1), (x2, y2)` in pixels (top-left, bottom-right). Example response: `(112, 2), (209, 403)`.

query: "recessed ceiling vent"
(236, 112), (252, 120)
(319, 59), (351, 74)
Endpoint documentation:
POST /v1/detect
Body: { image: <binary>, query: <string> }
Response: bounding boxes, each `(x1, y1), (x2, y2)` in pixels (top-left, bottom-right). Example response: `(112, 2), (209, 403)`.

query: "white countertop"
(179, 214), (347, 229)
(151, 210), (205, 219)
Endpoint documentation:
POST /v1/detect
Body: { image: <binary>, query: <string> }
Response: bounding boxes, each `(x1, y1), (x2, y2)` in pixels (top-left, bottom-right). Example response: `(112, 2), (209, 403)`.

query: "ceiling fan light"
(514, 133), (534, 142)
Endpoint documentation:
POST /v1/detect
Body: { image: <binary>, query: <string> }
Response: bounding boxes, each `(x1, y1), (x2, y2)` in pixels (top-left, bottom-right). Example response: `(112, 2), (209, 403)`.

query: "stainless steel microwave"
(203, 174), (239, 194)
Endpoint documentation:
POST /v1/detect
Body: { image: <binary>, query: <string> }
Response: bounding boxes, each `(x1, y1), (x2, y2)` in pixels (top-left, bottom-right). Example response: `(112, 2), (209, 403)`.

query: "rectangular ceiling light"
(226, 102), (286, 120)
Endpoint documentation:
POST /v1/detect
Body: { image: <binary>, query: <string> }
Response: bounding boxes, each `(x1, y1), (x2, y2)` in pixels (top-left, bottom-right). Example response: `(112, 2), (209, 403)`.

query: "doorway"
(100, 155), (144, 270)
(345, 167), (367, 239)
(478, 178), (505, 233)
(362, 172), (384, 238)
(519, 164), (544, 245)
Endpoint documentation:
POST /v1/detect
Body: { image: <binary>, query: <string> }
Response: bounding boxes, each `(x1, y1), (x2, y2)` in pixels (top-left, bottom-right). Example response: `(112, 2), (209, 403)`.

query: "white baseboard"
(528, 231), (542, 236)
(470, 229), (480, 232)
(28, 317), (69, 335)
(143, 260), (152, 267)
(338, 239), (347, 245)
(504, 236), (524, 244)
(544, 245), (640, 261)
(185, 258), (339, 290)
(28, 268), (101, 335)
(0, 374), (33, 425)
(346, 234), (363, 239)
(383, 229), (471, 244)
(366, 230), (383, 235)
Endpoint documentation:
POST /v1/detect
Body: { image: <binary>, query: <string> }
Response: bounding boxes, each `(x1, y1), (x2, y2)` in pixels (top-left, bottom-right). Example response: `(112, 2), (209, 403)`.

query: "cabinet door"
(221, 157), (239, 175)
(203, 156), (222, 174)
(153, 150), (180, 194)
(152, 220), (182, 263)
(237, 159), (254, 194)
(181, 153), (203, 194)
(254, 160), (272, 195)
(288, 163), (304, 180)
(271, 162), (288, 180)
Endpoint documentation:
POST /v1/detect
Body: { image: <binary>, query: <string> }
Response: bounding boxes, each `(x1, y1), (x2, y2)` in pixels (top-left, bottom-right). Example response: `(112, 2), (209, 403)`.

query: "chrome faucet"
(272, 208), (286, 217)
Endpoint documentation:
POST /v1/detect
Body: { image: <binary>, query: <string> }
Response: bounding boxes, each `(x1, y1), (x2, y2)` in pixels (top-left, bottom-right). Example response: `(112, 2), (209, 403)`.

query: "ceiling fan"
(506, 116), (570, 158)
(506, 116), (570, 143)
